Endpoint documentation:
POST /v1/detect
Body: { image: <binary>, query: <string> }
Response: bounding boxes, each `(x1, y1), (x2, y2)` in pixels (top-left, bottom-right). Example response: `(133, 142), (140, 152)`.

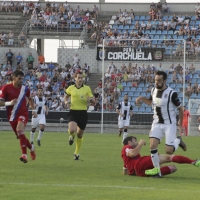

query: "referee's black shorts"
(68, 110), (88, 130)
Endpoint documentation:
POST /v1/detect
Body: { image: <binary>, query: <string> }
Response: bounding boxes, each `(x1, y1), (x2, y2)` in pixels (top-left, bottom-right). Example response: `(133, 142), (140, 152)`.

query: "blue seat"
(176, 83), (182, 89)
(127, 82), (132, 86)
(128, 92), (133, 97)
(133, 107), (139, 113)
(134, 16), (140, 20)
(191, 93), (197, 98)
(192, 103), (199, 109)
(140, 92), (146, 96)
(122, 92), (127, 96)
(122, 82), (126, 86)
(138, 107), (145, 113)
(134, 91), (140, 96)
(124, 86), (130, 92)
(130, 87), (136, 92)
(132, 97), (136, 101)
(124, 25), (129, 29)
(136, 88), (142, 92)
(140, 16), (146, 21)
(139, 83), (145, 87)
(179, 93), (183, 98)
(191, 79), (197, 84)
(118, 97), (123, 101)
(193, 74), (199, 78)
(146, 107), (152, 113)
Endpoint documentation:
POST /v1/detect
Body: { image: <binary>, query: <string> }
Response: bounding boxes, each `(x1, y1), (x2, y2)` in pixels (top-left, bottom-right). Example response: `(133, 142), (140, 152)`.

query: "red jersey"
(183, 110), (190, 123)
(0, 83), (30, 121)
(121, 145), (141, 175)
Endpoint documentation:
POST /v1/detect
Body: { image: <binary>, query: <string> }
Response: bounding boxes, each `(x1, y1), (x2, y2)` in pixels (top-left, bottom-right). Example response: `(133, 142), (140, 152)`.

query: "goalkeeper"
(64, 72), (94, 160)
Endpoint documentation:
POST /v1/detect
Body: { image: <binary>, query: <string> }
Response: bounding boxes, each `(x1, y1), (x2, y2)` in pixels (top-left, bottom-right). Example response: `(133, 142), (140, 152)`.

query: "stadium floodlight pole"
(101, 39), (105, 134)
(183, 39), (186, 107)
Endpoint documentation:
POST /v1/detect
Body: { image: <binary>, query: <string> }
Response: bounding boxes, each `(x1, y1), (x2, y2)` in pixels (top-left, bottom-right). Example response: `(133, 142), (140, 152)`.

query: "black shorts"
(68, 110), (88, 130)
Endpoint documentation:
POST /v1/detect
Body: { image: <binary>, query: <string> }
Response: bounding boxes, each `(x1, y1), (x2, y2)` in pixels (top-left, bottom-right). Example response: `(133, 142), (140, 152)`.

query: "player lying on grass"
(121, 136), (200, 177)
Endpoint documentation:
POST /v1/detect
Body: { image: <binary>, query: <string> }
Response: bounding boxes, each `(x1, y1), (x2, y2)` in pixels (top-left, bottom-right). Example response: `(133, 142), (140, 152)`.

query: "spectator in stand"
(162, 2), (169, 12)
(18, 32), (26, 47)
(7, 30), (14, 46)
(1, 1), (8, 12)
(60, 69), (67, 79)
(5, 49), (14, 66)
(38, 53), (45, 65)
(41, 62), (48, 71)
(23, 3), (29, 16)
(185, 72), (191, 83)
(1, 68), (7, 77)
(35, 69), (42, 79)
(65, 62), (71, 71)
(34, 1), (41, 12)
(184, 14), (191, 24)
(189, 63), (195, 74)
(16, 52), (23, 65)
(94, 99), (101, 112)
(48, 61), (55, 71)
(73, 54), (80, 65)
(26, 52), (35, 67)
(0, 31), (6, 46)
(52, 82), (59, 95)
(39, 73), (46, 82)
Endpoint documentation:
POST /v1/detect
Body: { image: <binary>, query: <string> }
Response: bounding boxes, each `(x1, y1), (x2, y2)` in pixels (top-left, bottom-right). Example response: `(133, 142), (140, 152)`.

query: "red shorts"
(134, 156), (154, 177)
(9, 115), (28, 136)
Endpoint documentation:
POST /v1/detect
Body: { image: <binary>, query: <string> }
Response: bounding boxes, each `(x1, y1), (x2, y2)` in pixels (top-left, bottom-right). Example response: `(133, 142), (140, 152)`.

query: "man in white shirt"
(52, 19), (58, 28)
(43, 80), (49, 89)
(1, 1), (8, 11)
(1, 69), (7, 77)
(60, 69), (67, 79)
(195, 2), (200, 13)
(46, 18), (52, 29)
(177, 15), (184, 25)
(125, 14), (132, 25)
(63, 1), (69, 11)
(73, 54), (79, 64)
(162, 2), (169, 13)
(41, 62), (48, 71)
(51, 1), (58, 12)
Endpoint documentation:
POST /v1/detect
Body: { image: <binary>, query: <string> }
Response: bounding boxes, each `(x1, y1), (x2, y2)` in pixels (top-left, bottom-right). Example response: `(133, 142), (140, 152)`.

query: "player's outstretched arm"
(127, 139), (146, 158)
(0, 99), (17, 107)
(136, 96), (152, 106)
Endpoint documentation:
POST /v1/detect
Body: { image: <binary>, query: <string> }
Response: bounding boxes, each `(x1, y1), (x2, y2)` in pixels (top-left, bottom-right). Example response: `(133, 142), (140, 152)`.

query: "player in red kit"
(0, 70), (36, 163)
(182, 106), (190, 137)
(121, 136), (200, 177)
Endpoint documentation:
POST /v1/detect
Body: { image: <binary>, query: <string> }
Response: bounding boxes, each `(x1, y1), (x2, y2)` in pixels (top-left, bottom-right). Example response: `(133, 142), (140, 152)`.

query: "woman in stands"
(18, 32), (26, 47)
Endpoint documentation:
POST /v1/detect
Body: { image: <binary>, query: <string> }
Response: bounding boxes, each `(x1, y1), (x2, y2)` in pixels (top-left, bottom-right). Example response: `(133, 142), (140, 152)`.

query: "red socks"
(160, 166), (172, 175)
(171, 155), (195, 164)
(17, 130), (32, 155)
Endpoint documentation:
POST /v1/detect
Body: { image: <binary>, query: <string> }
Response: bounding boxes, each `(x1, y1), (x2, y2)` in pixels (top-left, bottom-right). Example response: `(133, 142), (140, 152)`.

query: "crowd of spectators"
(92, 61), (199, 112)
(27, 2), (99, 32)
(89, 1), (200, 57)
(0, 50), (90, 111)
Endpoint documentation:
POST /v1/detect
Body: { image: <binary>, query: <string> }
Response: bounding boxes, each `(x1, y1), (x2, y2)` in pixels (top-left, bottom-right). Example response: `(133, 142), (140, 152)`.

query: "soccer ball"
(60, 118), (64, 122)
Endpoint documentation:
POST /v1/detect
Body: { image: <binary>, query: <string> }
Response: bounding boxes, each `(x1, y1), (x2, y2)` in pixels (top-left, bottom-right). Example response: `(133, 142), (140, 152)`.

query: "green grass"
(1, 131), (200, 200)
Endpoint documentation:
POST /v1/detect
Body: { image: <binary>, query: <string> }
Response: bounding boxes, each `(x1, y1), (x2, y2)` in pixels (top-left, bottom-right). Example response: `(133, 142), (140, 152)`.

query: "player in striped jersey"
(0, 70), (36, 163)
(116, 94), (133, 143)
(136, 71), (186, 177)
(30, 88), (48, 146)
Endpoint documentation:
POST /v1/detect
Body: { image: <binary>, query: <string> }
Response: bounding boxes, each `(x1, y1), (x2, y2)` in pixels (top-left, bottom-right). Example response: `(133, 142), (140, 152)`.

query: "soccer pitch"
(1, 131), (200, 200)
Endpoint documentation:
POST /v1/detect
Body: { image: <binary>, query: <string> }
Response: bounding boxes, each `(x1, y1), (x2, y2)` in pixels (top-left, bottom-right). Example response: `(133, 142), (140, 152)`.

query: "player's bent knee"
(169, 165), (177, 173)
(165, 149), (174, 155)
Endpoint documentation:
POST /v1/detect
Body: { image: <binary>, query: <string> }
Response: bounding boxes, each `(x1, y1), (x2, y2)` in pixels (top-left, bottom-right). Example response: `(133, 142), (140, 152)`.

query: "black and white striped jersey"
(117, 101), (133, 121)
(33, 96), (47, 115)
(150, 86), (181, 125)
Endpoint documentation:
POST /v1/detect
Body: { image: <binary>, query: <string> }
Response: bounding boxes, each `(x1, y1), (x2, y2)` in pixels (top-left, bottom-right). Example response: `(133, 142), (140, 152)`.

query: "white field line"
(0, 182), (200, 192)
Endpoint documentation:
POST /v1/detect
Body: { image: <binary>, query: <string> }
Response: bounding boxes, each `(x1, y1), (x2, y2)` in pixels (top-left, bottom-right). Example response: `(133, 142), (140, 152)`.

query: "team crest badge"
(99, 49), (106, 60)
(164, 94), (168, 98)
(154, 51), (162, 60)
(80, 94), (84, 99)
